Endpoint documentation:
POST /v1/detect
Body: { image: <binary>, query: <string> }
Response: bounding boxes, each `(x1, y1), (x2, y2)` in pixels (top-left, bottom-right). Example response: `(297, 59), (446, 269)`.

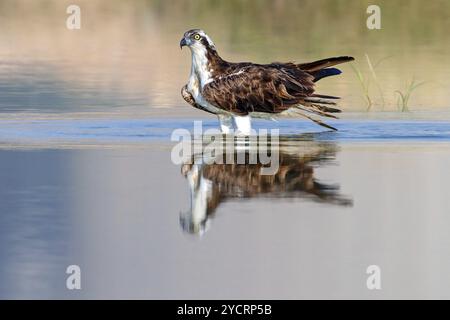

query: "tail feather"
(283, 56), (353, 131)
(312, 68), (341, 82)
(311, 104), (341, 114)
(298, 106), (339, 119)
(298, 56), (355, 72)
(304, 97), (342, 113)
(311, 94), (340, 100)
(297, 112), (338, 131)
(304, 97), (338, 106)
(280, 106), (338, 130)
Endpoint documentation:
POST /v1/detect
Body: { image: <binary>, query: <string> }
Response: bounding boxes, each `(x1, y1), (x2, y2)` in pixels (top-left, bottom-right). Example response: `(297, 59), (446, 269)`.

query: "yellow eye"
(193, 34), (201, 40)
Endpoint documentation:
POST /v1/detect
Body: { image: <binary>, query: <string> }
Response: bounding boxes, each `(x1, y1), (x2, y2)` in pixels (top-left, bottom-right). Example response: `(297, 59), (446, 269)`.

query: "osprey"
(180, 29), (354, 134)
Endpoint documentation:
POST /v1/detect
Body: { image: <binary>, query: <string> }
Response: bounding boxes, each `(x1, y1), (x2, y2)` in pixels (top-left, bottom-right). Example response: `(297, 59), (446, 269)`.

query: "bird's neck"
(189, 47), (225, 88)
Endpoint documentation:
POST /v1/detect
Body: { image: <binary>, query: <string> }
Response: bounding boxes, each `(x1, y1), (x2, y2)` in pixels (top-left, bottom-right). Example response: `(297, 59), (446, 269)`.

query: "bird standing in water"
(180, 29), (354, 134)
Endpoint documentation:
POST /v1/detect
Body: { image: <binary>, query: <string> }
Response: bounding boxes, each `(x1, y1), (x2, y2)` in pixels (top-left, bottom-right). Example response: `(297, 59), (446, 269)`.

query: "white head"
(179, 29), (216, 53)
(180, 29), (220, 87)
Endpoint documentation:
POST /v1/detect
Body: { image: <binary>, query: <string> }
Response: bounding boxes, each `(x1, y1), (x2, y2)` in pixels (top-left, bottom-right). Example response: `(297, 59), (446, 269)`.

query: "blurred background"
(0, 0), (449, 115)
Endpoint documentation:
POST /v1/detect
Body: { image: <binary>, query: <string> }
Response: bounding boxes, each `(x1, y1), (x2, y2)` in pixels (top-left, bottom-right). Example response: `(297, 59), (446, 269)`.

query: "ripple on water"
(1, 118), (450, 146)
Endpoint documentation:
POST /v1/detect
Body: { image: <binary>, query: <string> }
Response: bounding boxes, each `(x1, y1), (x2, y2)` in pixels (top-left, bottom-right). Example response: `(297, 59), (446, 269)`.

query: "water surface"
(1, 123), (450, 299)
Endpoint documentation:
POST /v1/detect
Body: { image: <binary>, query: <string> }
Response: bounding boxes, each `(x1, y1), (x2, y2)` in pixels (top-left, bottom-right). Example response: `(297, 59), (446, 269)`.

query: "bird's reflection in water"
(180, 134), (352, 235)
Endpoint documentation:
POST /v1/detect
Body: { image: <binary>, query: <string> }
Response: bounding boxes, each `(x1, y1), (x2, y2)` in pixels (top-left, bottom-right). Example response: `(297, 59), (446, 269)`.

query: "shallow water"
(1, 117), (450, 147)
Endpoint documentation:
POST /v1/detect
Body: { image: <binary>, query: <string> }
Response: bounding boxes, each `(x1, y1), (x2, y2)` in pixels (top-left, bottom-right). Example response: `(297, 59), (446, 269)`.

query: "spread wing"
(202, 64), (316, 115)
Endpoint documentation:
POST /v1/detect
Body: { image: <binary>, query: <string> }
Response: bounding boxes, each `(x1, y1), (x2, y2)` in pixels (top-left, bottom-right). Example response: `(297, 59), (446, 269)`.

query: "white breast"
(187, 45), (229, 116)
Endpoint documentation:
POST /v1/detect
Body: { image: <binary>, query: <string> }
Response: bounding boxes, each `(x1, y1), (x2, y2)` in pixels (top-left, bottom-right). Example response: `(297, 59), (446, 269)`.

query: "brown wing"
(202, 64), (315, 116)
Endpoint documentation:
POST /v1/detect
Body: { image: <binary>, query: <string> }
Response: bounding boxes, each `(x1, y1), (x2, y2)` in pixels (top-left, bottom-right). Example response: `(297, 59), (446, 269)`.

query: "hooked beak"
(180, 38), (187, 49)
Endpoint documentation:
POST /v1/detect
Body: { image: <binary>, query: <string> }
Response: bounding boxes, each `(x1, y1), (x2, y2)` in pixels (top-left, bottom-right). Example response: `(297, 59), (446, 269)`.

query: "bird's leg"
(233, 115), (252, 136)
(218, 114), (233, 134)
